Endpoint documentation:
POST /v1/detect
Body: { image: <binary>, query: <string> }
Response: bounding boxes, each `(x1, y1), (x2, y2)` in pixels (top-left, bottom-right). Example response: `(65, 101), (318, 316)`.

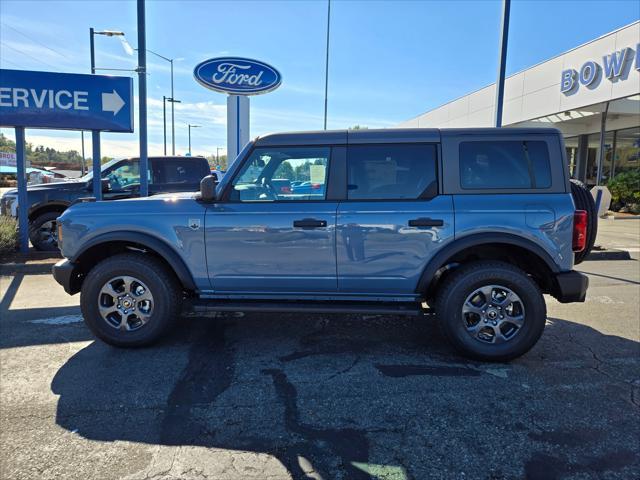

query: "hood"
(121, 191), (198, 202)
(3, 180), (85, 197)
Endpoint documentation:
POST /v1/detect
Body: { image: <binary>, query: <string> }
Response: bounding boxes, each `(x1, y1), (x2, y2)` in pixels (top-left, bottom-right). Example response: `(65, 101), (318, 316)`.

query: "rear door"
(336, 142), (454, 295)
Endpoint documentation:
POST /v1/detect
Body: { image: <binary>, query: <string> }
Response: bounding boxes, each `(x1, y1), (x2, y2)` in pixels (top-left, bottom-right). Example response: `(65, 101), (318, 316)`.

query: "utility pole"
(494, 0), (511, 127)
(188, 124), (201, 155)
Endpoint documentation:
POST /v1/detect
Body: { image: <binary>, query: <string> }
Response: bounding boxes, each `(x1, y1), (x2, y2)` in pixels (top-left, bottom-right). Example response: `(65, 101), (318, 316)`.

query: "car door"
(205, 145), (338, 293)
(337, 142), (454, 295)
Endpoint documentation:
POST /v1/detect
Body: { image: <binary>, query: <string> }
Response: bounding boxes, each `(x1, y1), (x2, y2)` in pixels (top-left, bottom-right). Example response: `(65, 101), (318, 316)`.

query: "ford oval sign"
(193, 57), (282, 95)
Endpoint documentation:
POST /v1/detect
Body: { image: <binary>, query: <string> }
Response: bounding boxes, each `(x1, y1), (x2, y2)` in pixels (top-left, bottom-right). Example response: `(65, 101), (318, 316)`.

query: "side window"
(154, 159), (207, 184)
(459, 141), (551, 189)
(103, 160), (141, 191)
(347, 144), (437, 200)
(230, 147), (330, 202)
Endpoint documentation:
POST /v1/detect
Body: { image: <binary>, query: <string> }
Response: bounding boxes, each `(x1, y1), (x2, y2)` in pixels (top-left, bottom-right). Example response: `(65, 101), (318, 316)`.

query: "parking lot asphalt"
(1, 221), (639, 480)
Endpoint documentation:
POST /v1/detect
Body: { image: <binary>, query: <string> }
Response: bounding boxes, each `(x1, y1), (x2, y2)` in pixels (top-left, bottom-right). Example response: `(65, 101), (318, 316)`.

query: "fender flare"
(72, 231), (197, 291)
(416, 232), (560, 293)
(29, 201), (71, 219)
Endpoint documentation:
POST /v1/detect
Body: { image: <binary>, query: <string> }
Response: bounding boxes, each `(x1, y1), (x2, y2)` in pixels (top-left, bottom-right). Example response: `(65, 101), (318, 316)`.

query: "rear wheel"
(435, 261), (546, 362)
(80, 253), (182, 347)
(570, 179), (597, 264)
(29, 211), (61, 251)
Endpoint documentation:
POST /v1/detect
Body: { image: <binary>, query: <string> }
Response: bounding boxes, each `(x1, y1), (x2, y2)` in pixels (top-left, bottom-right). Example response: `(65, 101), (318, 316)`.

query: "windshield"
(78, 158), (124, 181)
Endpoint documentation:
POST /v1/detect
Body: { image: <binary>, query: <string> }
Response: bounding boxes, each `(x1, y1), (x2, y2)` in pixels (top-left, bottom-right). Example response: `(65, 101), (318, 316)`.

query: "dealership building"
(398, 21), (640, 187)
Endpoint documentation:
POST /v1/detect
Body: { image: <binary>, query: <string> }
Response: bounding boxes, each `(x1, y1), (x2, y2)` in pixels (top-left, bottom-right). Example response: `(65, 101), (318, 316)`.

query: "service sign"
(194, 57), (282, 95)
(0, 69), (133, 132)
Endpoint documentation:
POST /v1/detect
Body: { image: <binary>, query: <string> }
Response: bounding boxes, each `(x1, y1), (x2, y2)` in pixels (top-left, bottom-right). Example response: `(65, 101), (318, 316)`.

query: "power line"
(0, 22), (72, 59)
(0, 41), (60, 70)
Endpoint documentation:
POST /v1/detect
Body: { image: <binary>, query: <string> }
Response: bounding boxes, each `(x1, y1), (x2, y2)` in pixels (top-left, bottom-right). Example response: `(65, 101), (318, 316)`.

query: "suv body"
(52, 128), (588, 360)
(1, 156), (211, 250)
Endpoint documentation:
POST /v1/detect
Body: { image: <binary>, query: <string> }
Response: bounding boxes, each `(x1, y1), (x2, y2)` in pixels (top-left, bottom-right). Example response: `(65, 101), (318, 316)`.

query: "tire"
(29, 211), (62, 251)
(80, 253), (182, 347)
(434, 261), (546, 362)
(570, 179), (597, 264)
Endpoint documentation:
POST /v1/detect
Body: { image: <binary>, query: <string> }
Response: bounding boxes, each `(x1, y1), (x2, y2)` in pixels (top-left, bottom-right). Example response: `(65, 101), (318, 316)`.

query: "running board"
(187, 299), (430, 316)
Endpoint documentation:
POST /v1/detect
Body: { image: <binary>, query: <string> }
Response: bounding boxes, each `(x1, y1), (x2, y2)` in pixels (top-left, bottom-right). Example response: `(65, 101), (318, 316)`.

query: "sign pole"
(15, 127), (29, 253)
(137, 0), (149, 197)
(92, 130), (102, 200)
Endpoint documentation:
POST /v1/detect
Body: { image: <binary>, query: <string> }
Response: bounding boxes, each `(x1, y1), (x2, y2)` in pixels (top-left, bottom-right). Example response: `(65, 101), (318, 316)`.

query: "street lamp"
(163, 96), (181, 155)
(89, 28), (132, 74)
(142, 49), (180, 155)
(188, 124), (201, 156)
(216, 147), (223, 164)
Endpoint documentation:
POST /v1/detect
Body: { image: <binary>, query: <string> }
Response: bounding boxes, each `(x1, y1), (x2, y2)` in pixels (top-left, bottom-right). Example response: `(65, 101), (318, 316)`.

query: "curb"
(586, 249), (632, 261)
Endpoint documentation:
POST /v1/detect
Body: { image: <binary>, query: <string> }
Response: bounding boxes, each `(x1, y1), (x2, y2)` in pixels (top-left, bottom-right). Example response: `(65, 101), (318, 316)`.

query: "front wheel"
(29, 212), (61, 251)
(80, 253), (182, 347)
(434, 261), (546, 362)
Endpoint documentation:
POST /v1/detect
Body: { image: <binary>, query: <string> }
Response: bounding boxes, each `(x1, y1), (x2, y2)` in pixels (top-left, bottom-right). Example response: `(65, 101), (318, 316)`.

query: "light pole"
(494, 0), (511, 127)
(216, 147), (222, 164)
(143, 49), (179, 155)
(188, 124), (201, 155)
(162, 96), (181, 155)
(323, 0), (331, 130)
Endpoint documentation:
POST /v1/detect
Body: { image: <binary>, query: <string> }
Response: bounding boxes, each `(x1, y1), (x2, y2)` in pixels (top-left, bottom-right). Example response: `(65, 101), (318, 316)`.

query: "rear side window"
(459, 140), (551, 189)
(153, 159), (208, 184)
(347, 144), (437, 200)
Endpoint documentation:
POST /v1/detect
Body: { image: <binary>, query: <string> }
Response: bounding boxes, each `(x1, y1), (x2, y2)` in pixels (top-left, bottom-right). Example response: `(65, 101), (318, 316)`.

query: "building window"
(612, 127), (640, 178)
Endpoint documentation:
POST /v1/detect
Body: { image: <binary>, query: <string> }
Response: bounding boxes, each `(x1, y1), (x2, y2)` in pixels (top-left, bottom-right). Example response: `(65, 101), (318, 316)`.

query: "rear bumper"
(52, 259), (81, 295)
(552, 270), (589, 303)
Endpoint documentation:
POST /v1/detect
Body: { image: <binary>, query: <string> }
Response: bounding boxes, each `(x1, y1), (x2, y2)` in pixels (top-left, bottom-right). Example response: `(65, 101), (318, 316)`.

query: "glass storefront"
(565, 127), (640, 186)
(613, 127), (640, 177)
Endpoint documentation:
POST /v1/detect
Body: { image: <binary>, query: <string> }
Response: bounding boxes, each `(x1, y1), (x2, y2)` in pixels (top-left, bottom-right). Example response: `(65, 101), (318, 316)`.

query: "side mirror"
(199, 175), (217, 202)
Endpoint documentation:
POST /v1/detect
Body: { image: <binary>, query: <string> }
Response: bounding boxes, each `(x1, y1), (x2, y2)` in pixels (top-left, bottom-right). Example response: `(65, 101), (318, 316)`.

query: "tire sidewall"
(439, 265), (546, 361)
(81, 256), (176, 347)
(29, 212), (60, 251)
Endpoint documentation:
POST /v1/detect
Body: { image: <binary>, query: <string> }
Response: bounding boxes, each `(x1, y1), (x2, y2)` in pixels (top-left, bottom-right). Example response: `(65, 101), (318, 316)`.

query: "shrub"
(607, 171), (640, 213)
(0, 216), (18, 258)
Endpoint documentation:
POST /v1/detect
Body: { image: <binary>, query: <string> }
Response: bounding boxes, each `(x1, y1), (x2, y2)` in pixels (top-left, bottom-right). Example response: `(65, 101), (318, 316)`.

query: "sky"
(0, 0), (638, 159)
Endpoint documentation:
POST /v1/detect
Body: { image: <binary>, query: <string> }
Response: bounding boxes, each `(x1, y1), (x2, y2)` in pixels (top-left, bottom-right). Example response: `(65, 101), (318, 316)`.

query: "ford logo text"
(193, 57), (282, 95)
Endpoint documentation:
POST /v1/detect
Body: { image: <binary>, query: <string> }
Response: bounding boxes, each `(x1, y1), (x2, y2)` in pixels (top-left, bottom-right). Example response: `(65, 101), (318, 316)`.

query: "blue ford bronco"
(53, 128), (592, 361)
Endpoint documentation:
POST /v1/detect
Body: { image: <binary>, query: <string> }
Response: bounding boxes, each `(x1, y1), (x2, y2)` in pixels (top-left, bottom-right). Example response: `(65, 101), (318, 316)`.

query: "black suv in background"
(0, 156), (211, 250)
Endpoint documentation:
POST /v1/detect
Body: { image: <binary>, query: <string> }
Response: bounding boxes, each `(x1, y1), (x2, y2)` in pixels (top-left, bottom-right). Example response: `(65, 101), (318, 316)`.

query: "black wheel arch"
(28, 202), (70, 221)
(71, 231), (197, 292)
(417, 233), (560, 297)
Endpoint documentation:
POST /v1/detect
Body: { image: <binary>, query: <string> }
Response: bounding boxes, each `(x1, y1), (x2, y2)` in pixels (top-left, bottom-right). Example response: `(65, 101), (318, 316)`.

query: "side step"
(187, 299), (430, 316)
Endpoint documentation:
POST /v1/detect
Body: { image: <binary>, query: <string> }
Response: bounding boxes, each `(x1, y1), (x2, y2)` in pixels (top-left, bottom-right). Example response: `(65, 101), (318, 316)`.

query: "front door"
(337, 143), (454, 295)
(205, 146), (337, 293)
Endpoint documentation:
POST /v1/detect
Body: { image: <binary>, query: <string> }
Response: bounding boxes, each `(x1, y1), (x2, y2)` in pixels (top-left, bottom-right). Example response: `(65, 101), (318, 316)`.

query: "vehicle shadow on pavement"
(51, 313), (640, 480)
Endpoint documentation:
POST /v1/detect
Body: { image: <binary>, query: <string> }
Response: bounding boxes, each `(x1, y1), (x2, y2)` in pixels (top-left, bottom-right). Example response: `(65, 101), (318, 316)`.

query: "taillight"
(572, 210), (588, 252)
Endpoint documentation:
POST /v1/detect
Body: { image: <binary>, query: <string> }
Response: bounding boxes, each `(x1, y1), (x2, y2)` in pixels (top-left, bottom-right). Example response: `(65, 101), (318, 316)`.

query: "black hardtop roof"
(254, 127), (562, 146)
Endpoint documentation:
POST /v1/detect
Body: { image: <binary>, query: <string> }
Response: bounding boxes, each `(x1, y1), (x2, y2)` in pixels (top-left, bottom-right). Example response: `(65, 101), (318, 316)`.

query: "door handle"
(293, 218), (327, 229)
(408, 217), (444, 227)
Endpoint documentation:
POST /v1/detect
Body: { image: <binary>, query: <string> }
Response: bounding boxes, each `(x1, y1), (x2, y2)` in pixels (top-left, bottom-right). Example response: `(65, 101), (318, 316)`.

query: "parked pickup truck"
(1, 155), (211, 250)
(53, 128), (592, 361)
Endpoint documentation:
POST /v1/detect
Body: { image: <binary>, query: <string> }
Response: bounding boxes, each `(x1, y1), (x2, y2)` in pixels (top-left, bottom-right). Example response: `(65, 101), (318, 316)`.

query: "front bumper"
(52, 259), (82, 295)
(552, 270), (589, 303)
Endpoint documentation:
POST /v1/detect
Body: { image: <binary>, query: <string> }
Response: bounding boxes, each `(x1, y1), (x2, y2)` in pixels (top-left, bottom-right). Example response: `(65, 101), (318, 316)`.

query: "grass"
(0, 216), (18, 258)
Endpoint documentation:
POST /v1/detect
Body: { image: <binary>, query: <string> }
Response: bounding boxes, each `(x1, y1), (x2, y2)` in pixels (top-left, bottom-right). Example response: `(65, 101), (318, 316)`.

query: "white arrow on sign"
(101, 90), (125, 115)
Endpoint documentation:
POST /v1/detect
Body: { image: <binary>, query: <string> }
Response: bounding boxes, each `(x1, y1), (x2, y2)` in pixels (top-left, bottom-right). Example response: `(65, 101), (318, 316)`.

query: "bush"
(607, 171), (640, 213)
(0, 216), (18, 257)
